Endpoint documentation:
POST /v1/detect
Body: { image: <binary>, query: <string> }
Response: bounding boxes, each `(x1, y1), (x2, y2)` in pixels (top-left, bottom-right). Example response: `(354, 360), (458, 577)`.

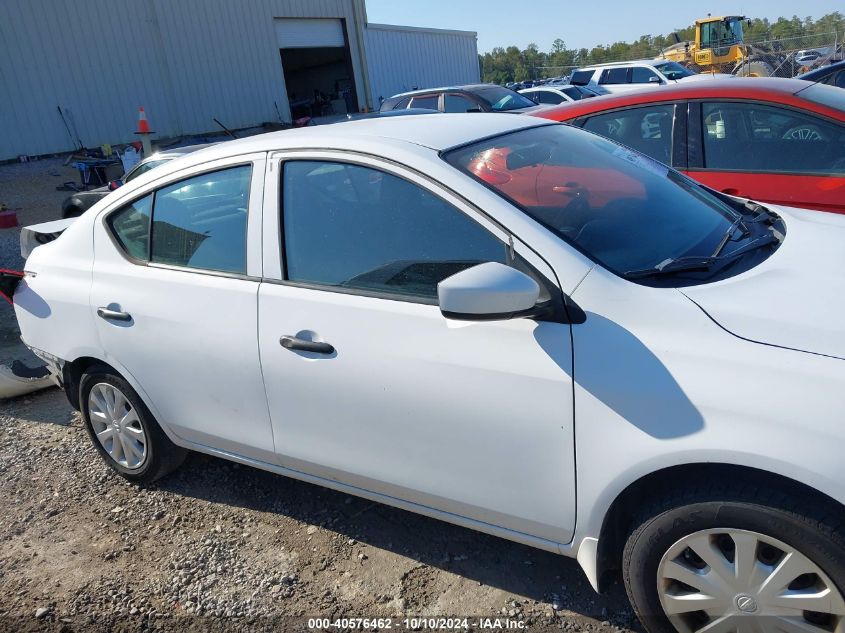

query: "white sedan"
(7, 114), (845, 633)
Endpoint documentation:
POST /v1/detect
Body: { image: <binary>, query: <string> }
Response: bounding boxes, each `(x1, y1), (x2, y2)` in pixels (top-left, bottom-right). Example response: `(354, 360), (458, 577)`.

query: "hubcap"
(657, 528), (845, 633)
(88, 383), (147, 470)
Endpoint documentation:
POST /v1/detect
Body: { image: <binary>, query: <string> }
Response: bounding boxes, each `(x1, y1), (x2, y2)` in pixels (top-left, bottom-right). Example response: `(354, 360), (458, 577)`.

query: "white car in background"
(570, 59), (730, 94)
(519, 84), (605, 105)
(7, 114), (845, 633)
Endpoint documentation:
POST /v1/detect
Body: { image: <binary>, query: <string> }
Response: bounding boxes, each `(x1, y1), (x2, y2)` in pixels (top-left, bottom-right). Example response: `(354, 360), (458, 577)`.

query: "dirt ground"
(0, 160), (640, 633)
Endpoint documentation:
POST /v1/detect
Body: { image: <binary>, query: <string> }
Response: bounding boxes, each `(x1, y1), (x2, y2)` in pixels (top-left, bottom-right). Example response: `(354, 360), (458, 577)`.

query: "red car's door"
(683, 170), (845, 213)
(685, 100), (845, 214)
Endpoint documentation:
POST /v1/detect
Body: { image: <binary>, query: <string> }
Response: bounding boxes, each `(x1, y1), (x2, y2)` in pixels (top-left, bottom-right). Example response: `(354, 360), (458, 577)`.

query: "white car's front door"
(257, 155), (577, 544)
(90, 154), (275, 462)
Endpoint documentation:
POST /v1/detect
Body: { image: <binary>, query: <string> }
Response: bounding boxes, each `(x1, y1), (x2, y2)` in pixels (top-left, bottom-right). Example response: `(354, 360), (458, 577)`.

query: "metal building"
(0, 0), (479, 160)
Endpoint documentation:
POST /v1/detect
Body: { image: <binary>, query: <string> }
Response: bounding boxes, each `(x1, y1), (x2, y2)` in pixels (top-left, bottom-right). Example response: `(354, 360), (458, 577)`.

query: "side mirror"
(648, 76), (662, 83)
(107, 180), (124, 191)
(437, 262), (540, 321)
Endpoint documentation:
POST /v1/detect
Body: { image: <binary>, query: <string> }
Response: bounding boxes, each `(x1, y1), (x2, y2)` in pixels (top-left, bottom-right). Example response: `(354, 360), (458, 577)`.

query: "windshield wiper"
(624, 231), (780, 280)
(711, 213), (750, 258)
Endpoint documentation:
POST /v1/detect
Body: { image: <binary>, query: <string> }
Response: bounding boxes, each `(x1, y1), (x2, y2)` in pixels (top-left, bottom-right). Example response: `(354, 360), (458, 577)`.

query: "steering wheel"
(782, 125), (828, 141)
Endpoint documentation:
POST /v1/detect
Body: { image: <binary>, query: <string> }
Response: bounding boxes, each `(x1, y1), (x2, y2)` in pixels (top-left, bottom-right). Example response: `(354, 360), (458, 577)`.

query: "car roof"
(147, 142), (218, 160)
(529, 77), (845, 121)
(171, 113), (548, 165)
(577, 59), (661, 71)
(387, 84), (507, 99)
(797, 59), (845, 81)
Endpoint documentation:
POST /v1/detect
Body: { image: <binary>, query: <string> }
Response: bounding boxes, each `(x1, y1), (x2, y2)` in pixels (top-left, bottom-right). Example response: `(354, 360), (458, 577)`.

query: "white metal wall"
(364, 24), (480, 106)
(0, 0), (370, 160)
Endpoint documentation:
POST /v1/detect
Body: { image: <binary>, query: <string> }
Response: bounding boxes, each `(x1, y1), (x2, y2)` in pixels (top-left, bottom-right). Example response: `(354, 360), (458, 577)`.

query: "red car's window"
(702, 102), (845, 175)
(583, 104), (675, 165)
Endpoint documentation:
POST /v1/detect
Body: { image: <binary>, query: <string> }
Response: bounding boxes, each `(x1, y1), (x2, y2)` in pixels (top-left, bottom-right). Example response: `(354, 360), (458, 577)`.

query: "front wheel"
(80, 365), (186, 483)
(734, 60), (774, 77)
(623, 483), (845, 633)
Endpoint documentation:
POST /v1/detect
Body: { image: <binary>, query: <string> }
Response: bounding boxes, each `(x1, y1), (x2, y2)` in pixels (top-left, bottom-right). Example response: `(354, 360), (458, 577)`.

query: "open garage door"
(276, 18), (359, 121)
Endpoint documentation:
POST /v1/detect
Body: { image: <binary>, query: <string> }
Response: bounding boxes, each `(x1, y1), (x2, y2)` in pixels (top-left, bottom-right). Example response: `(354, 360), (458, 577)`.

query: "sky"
(364, 0), (838, 54)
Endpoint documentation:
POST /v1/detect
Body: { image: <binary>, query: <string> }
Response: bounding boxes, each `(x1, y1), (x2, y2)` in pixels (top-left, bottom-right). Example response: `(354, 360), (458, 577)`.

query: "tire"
(734, 60), (774, 77)
(62, 206), (83, 219)
(80, 364), (186, 484)
(622, 477), (845, 633)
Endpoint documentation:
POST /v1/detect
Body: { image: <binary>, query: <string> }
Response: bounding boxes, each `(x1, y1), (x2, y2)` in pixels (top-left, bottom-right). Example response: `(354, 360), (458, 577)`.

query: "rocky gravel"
(0, 388), (641, 633)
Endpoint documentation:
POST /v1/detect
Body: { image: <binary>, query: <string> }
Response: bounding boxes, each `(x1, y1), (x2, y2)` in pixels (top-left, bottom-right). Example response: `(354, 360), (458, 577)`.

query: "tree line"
(479, 12), (845, 83)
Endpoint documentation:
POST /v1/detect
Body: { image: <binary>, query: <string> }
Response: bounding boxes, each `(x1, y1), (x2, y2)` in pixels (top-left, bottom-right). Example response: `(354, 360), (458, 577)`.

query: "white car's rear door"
(257, 153), (577, 544)
(89, 153), (276, 462)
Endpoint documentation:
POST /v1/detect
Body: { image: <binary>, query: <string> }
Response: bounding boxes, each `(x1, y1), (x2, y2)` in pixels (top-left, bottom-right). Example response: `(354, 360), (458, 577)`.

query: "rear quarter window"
(108, 195), (152, 260)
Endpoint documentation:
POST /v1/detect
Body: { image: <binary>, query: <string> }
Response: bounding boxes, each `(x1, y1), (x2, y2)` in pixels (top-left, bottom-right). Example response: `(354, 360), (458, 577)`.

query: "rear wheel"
(80, 365), (186, 483)
(622, 482), (845, 633)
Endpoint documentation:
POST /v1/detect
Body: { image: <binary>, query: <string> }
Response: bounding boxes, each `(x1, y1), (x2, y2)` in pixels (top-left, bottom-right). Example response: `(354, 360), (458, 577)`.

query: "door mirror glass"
(438, 262), (540, 321)
(648, 75), (661, 83)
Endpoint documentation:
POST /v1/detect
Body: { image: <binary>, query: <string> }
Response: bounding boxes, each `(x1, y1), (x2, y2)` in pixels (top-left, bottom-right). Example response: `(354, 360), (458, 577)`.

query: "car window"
(125, 159), (168, 182)
(702, 102), (845, 175)
(409, 95), (439, 110)
(653, 61), (695, 80)
(474, 86), (536, 111)
(108, 195), (152, 260)
(444, 94), (476, 113)
(537, 91), (565, 105)
(583, 104), (675, 165)
(599, 68), (629, 85)
(570, 70), (594, 86)
(561, 87), (583, 100)
(828, 70), (845, 89)
(150, 165), (251, 274)
(282, 161), (508, 301)
(631, 67), (659, 84)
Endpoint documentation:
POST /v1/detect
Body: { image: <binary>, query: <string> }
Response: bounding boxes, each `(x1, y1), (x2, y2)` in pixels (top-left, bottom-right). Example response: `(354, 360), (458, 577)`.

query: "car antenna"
(213, 117), (238, 140)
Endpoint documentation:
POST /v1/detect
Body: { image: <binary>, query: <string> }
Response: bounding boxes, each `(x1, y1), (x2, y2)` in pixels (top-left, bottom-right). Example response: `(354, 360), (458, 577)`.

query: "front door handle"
(280, 335), (334, 355)
(97, 307), (132, 322)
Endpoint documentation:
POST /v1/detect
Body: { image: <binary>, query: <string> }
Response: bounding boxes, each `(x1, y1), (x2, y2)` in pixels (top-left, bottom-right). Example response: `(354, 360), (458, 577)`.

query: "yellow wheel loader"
(660, 15), (797, 77)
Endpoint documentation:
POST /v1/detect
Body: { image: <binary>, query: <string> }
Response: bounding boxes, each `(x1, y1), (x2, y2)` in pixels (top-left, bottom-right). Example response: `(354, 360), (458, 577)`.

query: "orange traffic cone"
(134, 107), (154, 156)
(135, 107), (151, 134)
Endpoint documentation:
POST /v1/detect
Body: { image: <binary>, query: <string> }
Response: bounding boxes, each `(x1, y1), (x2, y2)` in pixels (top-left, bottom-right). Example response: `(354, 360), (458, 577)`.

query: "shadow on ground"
(157, 451), (636, 624)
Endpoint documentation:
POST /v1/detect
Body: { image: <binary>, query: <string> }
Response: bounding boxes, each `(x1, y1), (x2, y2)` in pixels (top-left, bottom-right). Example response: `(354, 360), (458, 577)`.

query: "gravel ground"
(0, 388), (639, 633)
(0, 157), (640, 633)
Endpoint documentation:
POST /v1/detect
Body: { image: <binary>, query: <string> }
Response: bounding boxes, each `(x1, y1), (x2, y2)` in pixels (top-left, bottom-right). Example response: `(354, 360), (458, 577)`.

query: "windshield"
(726, 17), (744, 43)
(654, 61), (695, 80)
(444, 124), (740, 274)
(797, 82), (845, 113)
(474, 86), (536, 111)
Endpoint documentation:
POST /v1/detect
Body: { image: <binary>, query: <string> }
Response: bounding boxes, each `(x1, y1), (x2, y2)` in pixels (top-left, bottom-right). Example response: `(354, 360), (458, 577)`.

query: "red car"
(530, 78), (845, 213)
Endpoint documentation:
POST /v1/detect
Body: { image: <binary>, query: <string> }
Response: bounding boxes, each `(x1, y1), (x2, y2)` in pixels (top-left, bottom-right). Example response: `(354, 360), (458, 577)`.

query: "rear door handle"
(280, 335), (334, 355)
(97, 307), (132, 322)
